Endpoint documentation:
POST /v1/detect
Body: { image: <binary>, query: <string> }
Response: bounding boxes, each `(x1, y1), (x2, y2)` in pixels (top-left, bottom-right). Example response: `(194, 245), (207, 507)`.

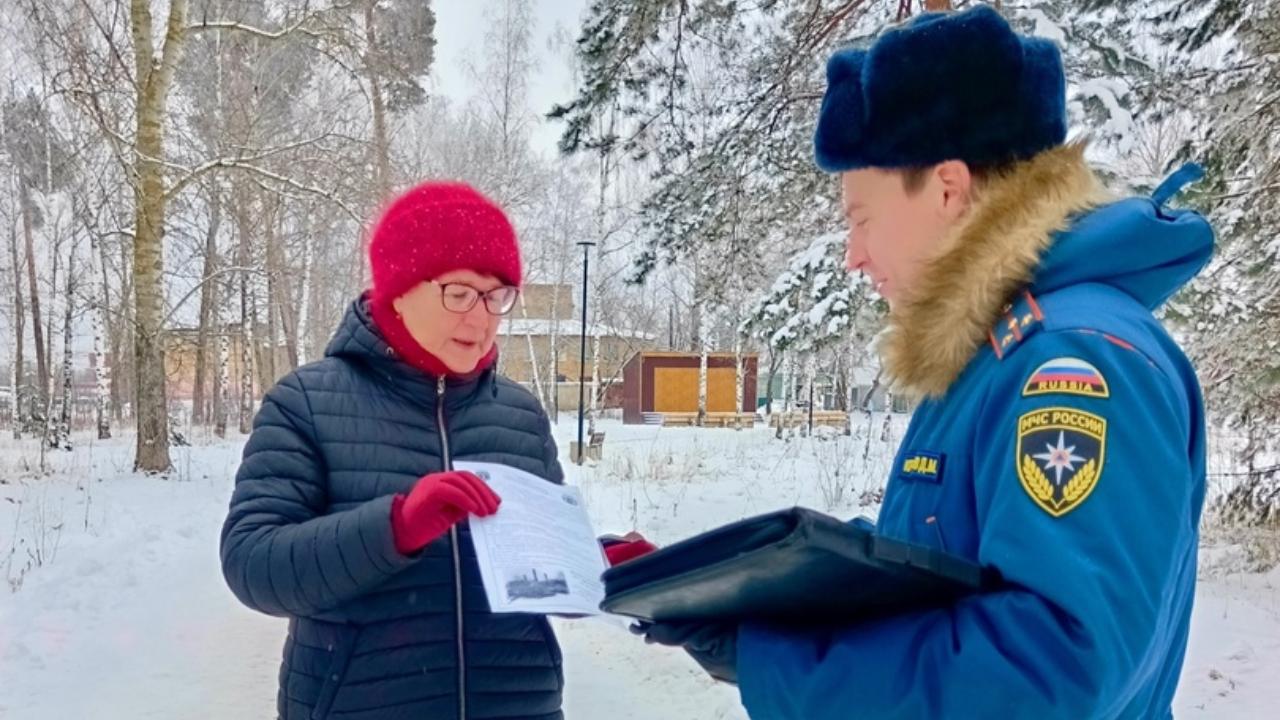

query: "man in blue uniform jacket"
(639, 5), (1214, 718)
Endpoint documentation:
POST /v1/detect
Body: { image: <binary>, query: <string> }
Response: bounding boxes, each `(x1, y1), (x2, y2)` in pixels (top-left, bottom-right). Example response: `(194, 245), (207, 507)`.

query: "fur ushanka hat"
(814, 5), (1068, 172)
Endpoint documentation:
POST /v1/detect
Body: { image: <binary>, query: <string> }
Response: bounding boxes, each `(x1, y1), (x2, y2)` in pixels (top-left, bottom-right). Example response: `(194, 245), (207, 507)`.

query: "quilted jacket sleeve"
(220, 372), (418, 618)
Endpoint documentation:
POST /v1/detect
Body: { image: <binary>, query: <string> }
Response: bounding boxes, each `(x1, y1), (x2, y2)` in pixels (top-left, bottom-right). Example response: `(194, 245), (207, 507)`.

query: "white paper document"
(455, 461), (607, 616)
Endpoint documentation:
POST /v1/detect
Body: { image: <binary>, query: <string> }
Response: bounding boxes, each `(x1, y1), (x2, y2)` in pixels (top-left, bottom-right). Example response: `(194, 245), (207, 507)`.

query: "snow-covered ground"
(1, 418), (1277, 718)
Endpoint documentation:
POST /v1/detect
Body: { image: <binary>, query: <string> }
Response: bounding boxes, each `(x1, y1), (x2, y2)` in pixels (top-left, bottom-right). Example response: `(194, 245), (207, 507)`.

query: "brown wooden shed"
(622, 352), (759, 424)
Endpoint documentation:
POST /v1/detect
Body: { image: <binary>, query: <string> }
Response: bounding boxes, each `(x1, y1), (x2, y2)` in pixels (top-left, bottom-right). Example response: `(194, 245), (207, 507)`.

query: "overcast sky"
(429, 0), (590, 154)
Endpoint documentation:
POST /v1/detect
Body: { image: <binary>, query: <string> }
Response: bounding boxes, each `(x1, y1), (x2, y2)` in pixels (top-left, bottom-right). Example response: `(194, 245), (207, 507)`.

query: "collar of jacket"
(879, 142), (1111, 399)
(367, 294), (500, 380)
(326, 294), (501, 405)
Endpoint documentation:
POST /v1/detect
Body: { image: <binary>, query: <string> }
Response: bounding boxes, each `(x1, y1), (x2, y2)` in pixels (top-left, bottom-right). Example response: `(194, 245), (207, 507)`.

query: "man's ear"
(935, 160), (974, 221)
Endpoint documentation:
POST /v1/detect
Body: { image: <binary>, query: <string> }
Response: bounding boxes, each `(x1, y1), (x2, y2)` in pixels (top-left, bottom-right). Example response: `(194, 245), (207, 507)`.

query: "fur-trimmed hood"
(879, 143), (1212, 398)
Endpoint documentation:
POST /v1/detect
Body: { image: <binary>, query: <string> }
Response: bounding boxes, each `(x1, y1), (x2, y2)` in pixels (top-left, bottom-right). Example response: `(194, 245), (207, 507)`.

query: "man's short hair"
(895, 161), (1016, 196)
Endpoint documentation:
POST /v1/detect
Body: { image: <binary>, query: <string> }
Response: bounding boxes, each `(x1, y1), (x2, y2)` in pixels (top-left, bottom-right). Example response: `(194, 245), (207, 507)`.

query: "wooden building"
(621, 352), (759, 425)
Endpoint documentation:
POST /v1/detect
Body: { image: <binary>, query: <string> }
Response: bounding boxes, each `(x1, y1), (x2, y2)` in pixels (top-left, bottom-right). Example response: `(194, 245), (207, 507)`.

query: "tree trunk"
(844, 352), (855, 436)
(43, 230), (60, 443)
(589, 298), (601, 435)
(697, 307), (709, 427)
(548, 281), (562, 419)
(588, 324), (604, 430)
(801, 354), (816, 438)
(265, 244), (282, 382)
(776, 354), (793, 440)
(229, 176), (264, 421)
(880, 389), (895, 443)
(784, 355), (794, 412)
(20, 185), (48, 410)
(130, 0), (189, 474)
(239, 228), (255, 435)
(733, 324), (744, 430)
(252, 278), (272, 394)
(586, 132), (614, 436)
(192, 185), (221, 425)
(7, 337), (17, 438)
(247, 201), (273, 393)
(689, 294), (701, 354)
(365, 2), (392, 203)
(764, 350), (781, 416)
(113, 242), (134, 423)
(55, 244), (74, 451)
(215, 328), (231, 439)
(266, 202), (298, 371)
(295, 230), (314, 366)
(517, 293), (545, 407)
(91, 230), (111, 440)
(215, 277), (230, 439)
(8, 213), (26, 439)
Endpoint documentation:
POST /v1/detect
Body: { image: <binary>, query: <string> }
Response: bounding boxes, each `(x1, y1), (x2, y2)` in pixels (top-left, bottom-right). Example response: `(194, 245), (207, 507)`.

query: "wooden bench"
(660, 412), (756, 428)
(571, 431), (606, 462)
(702, 412), (757, 428)
(769, 411), (848, 430)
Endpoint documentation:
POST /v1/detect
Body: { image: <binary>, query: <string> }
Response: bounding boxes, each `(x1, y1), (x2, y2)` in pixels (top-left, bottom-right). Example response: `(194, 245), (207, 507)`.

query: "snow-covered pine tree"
(741, 230), (883, 436)
(1018, 1), (1280, 526)
(1181, 0), (1280, 528)
(552, 1), (887, 286)
(742, 232), (874, 356)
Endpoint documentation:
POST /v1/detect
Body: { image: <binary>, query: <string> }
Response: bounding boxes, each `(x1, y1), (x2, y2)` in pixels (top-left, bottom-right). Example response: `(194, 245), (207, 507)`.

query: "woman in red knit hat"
(220, 181), (649, 720)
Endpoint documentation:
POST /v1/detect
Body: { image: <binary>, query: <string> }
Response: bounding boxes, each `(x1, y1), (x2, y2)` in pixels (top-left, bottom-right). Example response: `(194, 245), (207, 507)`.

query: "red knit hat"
(368, 181), (522, 306)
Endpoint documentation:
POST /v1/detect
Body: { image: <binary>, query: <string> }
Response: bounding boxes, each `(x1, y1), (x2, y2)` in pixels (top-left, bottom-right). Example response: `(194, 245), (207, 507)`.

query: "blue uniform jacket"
(738, 149), (1214, 719)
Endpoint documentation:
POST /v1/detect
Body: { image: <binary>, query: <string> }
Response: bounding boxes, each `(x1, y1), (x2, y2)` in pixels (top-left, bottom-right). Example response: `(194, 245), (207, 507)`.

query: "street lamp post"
(575, 241), (596, 465)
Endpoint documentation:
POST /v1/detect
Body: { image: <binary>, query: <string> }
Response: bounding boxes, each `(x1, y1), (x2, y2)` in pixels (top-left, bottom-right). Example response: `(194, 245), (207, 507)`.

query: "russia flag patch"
(1022, 357), (1110, 399)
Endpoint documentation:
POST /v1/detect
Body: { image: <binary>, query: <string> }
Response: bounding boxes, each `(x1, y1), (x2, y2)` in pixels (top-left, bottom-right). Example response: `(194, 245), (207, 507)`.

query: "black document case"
(600, 507), (990, 625)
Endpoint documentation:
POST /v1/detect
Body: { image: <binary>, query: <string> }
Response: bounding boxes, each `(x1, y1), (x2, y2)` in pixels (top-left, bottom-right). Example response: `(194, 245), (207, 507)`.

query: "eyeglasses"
(433, 281), (521, 315)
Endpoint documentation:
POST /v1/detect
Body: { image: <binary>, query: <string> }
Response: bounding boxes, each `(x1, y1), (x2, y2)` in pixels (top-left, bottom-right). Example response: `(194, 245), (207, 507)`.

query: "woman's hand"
(392, 471), (501, 554)
(600, 531), (658, 566)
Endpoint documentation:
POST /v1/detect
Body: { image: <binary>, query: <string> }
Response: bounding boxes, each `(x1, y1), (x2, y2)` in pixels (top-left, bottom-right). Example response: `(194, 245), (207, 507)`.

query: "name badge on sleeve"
(899, 451), (945, 484)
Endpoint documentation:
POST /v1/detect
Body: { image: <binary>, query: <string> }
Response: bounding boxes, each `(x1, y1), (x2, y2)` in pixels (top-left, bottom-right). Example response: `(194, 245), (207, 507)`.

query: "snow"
(1023, 8), (1066, 47)
(1075, 77), (1137, 153)
(1177, 566), (1280, 716)
(2, 422), (1278, 718)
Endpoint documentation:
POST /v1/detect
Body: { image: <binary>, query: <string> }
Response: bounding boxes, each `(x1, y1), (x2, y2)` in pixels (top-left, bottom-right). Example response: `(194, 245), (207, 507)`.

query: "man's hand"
(632, 620), (739, 684)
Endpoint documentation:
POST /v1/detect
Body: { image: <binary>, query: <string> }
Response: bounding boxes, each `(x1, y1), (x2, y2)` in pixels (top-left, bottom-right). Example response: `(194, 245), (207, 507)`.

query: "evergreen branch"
(1211, 182), (1280, 202)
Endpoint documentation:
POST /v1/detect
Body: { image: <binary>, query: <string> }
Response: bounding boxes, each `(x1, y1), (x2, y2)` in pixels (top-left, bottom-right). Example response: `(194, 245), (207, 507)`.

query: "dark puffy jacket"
(221, 296), (565, 720)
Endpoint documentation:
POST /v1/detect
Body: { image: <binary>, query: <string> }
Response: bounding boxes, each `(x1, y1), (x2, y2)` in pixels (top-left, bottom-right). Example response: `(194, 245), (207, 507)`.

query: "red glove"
(391, 471), (501, 555)
(602, 532), (658, 566)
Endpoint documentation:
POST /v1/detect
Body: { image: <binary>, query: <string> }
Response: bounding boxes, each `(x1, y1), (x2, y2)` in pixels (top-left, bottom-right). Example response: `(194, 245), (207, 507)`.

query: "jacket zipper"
(437, 375), (466, 719)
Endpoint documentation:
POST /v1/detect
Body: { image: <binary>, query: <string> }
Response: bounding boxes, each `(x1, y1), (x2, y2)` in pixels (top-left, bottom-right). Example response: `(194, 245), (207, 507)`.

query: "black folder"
(600, 507), (991, 625)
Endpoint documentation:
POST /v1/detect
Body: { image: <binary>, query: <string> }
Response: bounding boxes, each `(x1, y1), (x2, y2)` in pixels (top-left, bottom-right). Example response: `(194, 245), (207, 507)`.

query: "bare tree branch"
(59, 87), (138, 186)
(165, 132), (345, 200)
(207, 162), (363, 223)
(186, 1), (359, 41)
(188, 19), (321, 40)
(70, 0), (139, 93)
(160, 264), (258, 329)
